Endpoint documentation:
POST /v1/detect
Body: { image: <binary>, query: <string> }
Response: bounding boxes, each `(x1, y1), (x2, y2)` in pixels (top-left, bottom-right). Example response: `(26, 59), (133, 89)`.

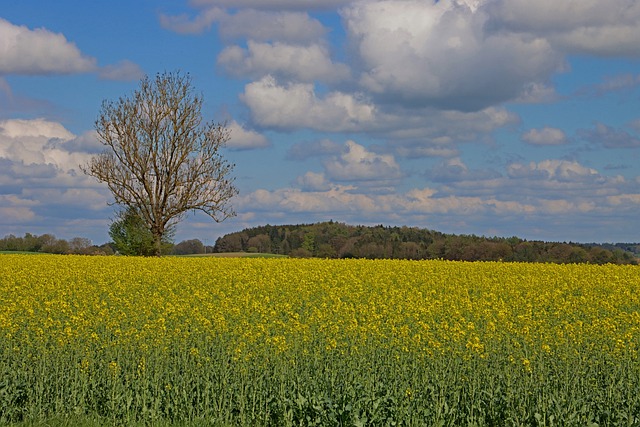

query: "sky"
(1, 0), (639, 246)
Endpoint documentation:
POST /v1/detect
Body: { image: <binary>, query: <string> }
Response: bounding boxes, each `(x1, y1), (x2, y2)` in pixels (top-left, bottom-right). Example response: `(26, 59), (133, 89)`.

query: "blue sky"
(1, 0), (639, 245)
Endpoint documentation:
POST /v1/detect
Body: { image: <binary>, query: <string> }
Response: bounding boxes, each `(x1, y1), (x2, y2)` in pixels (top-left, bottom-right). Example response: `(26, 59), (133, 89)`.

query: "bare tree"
(83, 72), (238, 256)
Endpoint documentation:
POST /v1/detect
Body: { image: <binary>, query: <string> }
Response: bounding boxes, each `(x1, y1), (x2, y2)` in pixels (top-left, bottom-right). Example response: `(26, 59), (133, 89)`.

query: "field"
(1, 255), (639, 426)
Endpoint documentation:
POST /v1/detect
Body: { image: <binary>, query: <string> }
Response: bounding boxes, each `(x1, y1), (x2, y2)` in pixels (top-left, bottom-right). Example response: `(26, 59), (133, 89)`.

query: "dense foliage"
(214, 221), (638, 264)
(1, 255), (639, 425)
(109, 207), (174, 256)
(0, 233), (113, 255)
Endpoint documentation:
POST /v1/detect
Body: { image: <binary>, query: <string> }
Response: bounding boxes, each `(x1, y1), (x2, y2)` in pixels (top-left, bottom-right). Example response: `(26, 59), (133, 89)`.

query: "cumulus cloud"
(323, 140), (402, 183)
(295, 171), (331, 191)
(521, 127), (568, 146)
(226, 121), (270, 150)
(241, 76), (375, 131)
(0, 18), (96, 75)
(218, 41), (350, 83)
(341, 0), (563, 111)
(0, 118), (99, 179)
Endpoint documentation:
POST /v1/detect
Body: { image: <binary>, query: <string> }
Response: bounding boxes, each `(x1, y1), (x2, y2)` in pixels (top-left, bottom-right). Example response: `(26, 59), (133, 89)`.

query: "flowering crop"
(1, 254), (639, 425)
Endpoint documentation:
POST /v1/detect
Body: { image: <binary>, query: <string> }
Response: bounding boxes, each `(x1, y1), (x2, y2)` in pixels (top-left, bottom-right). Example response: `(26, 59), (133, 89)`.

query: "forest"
(214, 221), (639, 264)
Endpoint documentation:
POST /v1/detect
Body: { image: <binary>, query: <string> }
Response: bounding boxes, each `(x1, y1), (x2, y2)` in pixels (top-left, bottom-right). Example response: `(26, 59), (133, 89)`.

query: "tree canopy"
(213, 221), (638, 264)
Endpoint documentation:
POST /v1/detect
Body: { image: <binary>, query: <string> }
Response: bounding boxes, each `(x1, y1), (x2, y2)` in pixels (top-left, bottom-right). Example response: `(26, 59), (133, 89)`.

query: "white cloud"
(217, 10), (327, 43)
(0, 119), (92, 174)
(218, 41), (350, 83)
(238, 185), (378, 214)
(521, 127), (568, 146)
(159, 7), (224, 34)
(489, 0), (640, 57)
(324, 140), (402, 182)
(226, 121), (270, 150)
(507, 160), (600, 182)
(241, 76), (375, 131)
(0, 18), (96, 75)
(0, 118), (102, 184)
(295, 171), (331, 191)
(99, 60), (145, 81)
(0, 194), (38, 224)
(342, 0), (562, 111)
(235, 182), (594, 221)
(0, 205), (36, 224)
(0, 118), (73, 140)
(162, 9), (327, 43)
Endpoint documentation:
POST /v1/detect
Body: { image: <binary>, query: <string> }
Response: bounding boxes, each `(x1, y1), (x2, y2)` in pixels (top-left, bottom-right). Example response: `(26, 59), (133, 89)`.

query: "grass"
(177, 252), (288, 258)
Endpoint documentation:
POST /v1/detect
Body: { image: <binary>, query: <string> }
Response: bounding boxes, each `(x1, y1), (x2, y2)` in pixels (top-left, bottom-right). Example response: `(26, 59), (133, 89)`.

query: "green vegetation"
(109, 206), (173, 256)
(0, 233), (114, 255)
(2, 221), (637, 262)
(213, 221), (638, 264)
(1, 255), (639, 425)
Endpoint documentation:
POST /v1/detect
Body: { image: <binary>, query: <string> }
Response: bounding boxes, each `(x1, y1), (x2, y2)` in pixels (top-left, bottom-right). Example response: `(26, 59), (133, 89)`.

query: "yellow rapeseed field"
(1, 254), (639, 425)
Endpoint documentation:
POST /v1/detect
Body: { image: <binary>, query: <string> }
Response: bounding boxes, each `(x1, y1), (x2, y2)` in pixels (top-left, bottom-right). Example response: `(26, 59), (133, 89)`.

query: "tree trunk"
(153, 230), (163, 257)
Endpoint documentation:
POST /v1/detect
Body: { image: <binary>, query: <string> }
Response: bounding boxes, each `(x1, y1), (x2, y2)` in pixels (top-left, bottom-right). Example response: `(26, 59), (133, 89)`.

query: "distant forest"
(214, 221), (639, 264)
(1, 223), (637, 264)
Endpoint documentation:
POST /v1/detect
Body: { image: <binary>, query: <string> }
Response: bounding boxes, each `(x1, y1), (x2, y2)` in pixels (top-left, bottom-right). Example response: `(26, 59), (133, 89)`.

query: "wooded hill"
(213, 221), (638, 264)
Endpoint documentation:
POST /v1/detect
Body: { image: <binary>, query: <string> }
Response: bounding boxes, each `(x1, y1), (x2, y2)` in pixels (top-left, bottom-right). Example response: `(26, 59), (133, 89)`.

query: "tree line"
(3, 222), (637, 264)
(0, 233), (114, 255)
(213, 221), (639, 265)
(0, 232), (215, 256)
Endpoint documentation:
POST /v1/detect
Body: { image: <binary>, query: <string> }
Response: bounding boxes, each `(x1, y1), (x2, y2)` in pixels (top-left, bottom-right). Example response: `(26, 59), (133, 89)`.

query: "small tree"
(83, 71), (238, 256)
(109, 207), (164, 256)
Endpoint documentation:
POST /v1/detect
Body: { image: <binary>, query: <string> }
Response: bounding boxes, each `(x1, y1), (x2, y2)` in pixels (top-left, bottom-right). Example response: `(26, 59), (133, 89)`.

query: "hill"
(213, 221), (638, 264)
